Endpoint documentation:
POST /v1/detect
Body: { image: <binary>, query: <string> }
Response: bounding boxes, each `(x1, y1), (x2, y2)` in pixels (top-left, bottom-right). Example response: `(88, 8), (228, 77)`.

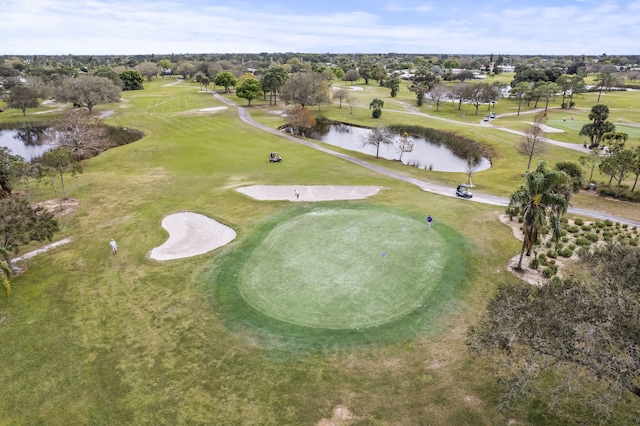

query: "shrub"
(537, 253), (547, 265)
(547, 250), (558, 259)
(505, 206), (520, 220)
(581, 225), (592, 232)
(529, 257), (540, 270)
(604, 219), (613, 227)
(568, 243), (576, 250)
(574, 218), (584, 226)
(542, 265), (559, 278)
(595, 221), (605, 228)
(585, 233), (600, 243)
(561, 236), (569, 243)
(558, 248), (573, 258)
(565, 225), (580, 233)
(560, 217), (569, 224)
(630, 238), (639, 247)
(545, 241), (552, 248)
(575, 237), (591, 247)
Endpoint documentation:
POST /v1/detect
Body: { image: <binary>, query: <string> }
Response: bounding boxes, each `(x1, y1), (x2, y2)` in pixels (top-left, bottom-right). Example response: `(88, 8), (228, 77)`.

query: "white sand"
(148, 186), (380, 261)
(149, 212), (236, 261)
(236, 185), (382, 201)
(198, 106), (228, 112)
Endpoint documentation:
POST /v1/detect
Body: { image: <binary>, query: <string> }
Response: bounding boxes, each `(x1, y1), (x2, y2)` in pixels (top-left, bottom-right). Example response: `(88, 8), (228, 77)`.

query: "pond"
(288, 122), (491, 173)
(0, 126), (58, 161)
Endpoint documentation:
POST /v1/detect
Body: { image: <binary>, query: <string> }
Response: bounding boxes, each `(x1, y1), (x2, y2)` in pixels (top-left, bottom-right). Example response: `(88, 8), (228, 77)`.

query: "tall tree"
(235, 77), (263, 106)
(7, 85), (39, 116)
(519, 112), (547, 172)
(594, 71), (617, 102)
(40, 147), (82, 200)
(55, 75), (121, 113)
(281, 72), (329, 109)
(468, 243), (640, 409)
(394, 132), (413, 162)
(580, 146), (603, 185)
(425, 83), (448, 111)
(286, 105), (316, 136)
(369, 98), (384, 118)
(343, 69), (360, 85)
(361, 126), (393, 158)
(599, 144), (635, 198)
(508, 161), (569, 269)
(409, 67), (438, 106)
(510, 81), (531, 116)
(261, 66), (288, 105)
(119, 70), (144, 91)
(0, 147), (22, 198)
(384, 74), (401, 97)
(579, 104), (616, 147)
(332, 88), (350, 108)
(214, 71), (238, 93)
(135, 62), (160, 81)
(0, 195), (59, 279)
(55, 109), (104, 160)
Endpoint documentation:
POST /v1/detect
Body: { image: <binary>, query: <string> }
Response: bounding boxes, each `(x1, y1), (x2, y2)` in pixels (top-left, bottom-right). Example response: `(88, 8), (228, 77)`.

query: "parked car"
(456, 184), (473, 199)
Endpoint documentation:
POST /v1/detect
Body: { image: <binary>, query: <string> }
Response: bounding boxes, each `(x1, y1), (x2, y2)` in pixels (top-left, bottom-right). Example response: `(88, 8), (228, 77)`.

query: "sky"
(2, 0), (640, 56)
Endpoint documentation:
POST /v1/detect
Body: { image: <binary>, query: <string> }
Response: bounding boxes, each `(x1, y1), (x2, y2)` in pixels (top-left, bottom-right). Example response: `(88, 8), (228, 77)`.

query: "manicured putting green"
(238, 208), (448, 329)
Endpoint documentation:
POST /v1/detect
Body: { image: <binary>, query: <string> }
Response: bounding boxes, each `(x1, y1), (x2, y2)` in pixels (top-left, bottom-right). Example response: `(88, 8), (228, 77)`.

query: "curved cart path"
(210, 91), (640, 228)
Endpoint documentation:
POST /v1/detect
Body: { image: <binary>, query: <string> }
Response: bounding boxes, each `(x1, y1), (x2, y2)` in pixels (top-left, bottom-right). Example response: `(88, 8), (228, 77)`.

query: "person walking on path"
(294, 189), (300, 199)
(110, 238), (118, 255)
(426, 215), (433, 230)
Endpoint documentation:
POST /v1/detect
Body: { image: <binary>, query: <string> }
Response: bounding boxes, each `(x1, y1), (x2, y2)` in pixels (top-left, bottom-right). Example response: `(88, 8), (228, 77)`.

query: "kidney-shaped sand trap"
(149, 212), (236, 261)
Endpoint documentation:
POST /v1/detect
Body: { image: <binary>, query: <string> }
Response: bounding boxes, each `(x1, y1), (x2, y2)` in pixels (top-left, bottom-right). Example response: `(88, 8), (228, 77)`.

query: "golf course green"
(238, 207), (446, 329)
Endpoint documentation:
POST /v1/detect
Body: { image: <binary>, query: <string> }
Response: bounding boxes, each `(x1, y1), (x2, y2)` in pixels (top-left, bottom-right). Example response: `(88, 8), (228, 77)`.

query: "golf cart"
(456, 184), (473, 199)
(269, 152), (282, 162)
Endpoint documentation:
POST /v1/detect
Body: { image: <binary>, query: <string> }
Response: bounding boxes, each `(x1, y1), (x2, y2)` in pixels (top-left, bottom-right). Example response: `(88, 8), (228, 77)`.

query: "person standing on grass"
(427, 215), (433, 230)
(110, 238), (118, 255)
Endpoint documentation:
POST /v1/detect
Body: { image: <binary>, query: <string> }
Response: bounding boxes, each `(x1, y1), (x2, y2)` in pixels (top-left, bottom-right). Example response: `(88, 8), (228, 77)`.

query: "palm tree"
(509, 161), (569, 270)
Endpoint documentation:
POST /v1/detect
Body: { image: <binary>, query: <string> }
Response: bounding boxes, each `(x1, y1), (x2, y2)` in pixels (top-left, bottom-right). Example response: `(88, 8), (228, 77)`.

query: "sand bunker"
(149, 212), (236, 261)
(236, 185), (382, 201)
(198, 106), (228, 112)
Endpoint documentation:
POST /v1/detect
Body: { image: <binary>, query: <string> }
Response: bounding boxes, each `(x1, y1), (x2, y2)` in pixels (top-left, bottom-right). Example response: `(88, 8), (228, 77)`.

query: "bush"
(581, 225), (592, 232)
(529, 257), (540, 270)
(568, 243), (576, 250)
(575, 237), (591, 247)
(574, 218), (584, 226)
(561, 236), (569, 243)
(542, 265), (559, 278)
(565, 225), (580, 233)
(505, 206), (520, 220)
(547, 250), (558, 259)
(604, 219), (613, 227)
(537, 253), (547, 265)
(560, 217), (569, 224)
(558, 247), (573, 258)
(585, 233), (600, 243)
(630, 238), (639, 247)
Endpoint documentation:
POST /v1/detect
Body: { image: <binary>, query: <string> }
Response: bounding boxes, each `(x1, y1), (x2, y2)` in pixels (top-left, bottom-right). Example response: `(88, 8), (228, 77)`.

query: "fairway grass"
(212, 203), (471, 347)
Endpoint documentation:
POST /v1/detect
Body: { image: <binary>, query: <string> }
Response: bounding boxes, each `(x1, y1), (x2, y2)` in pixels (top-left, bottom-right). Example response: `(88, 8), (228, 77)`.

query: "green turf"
(238, 207), (447, 329)
(211, 203), (471, 349)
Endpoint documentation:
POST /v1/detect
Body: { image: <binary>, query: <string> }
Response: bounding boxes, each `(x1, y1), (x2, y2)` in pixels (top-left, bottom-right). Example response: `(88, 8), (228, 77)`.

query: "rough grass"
(1, 77), (639, 425)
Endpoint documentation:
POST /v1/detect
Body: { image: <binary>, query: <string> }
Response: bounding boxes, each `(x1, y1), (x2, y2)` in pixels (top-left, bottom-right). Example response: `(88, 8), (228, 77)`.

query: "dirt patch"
(37, 197), (80, 218)
(500, 214), (575, 286)
(317, 405), (362, 425)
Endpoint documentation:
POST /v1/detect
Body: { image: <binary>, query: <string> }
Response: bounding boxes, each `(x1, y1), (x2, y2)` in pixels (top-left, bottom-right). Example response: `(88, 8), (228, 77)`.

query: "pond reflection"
(0, 126), (58, 160)
(289, 122), (491, 173)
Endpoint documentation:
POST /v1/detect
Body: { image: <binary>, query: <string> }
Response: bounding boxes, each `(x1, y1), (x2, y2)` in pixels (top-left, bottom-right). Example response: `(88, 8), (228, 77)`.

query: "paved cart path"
(210, 91), (640, 228)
